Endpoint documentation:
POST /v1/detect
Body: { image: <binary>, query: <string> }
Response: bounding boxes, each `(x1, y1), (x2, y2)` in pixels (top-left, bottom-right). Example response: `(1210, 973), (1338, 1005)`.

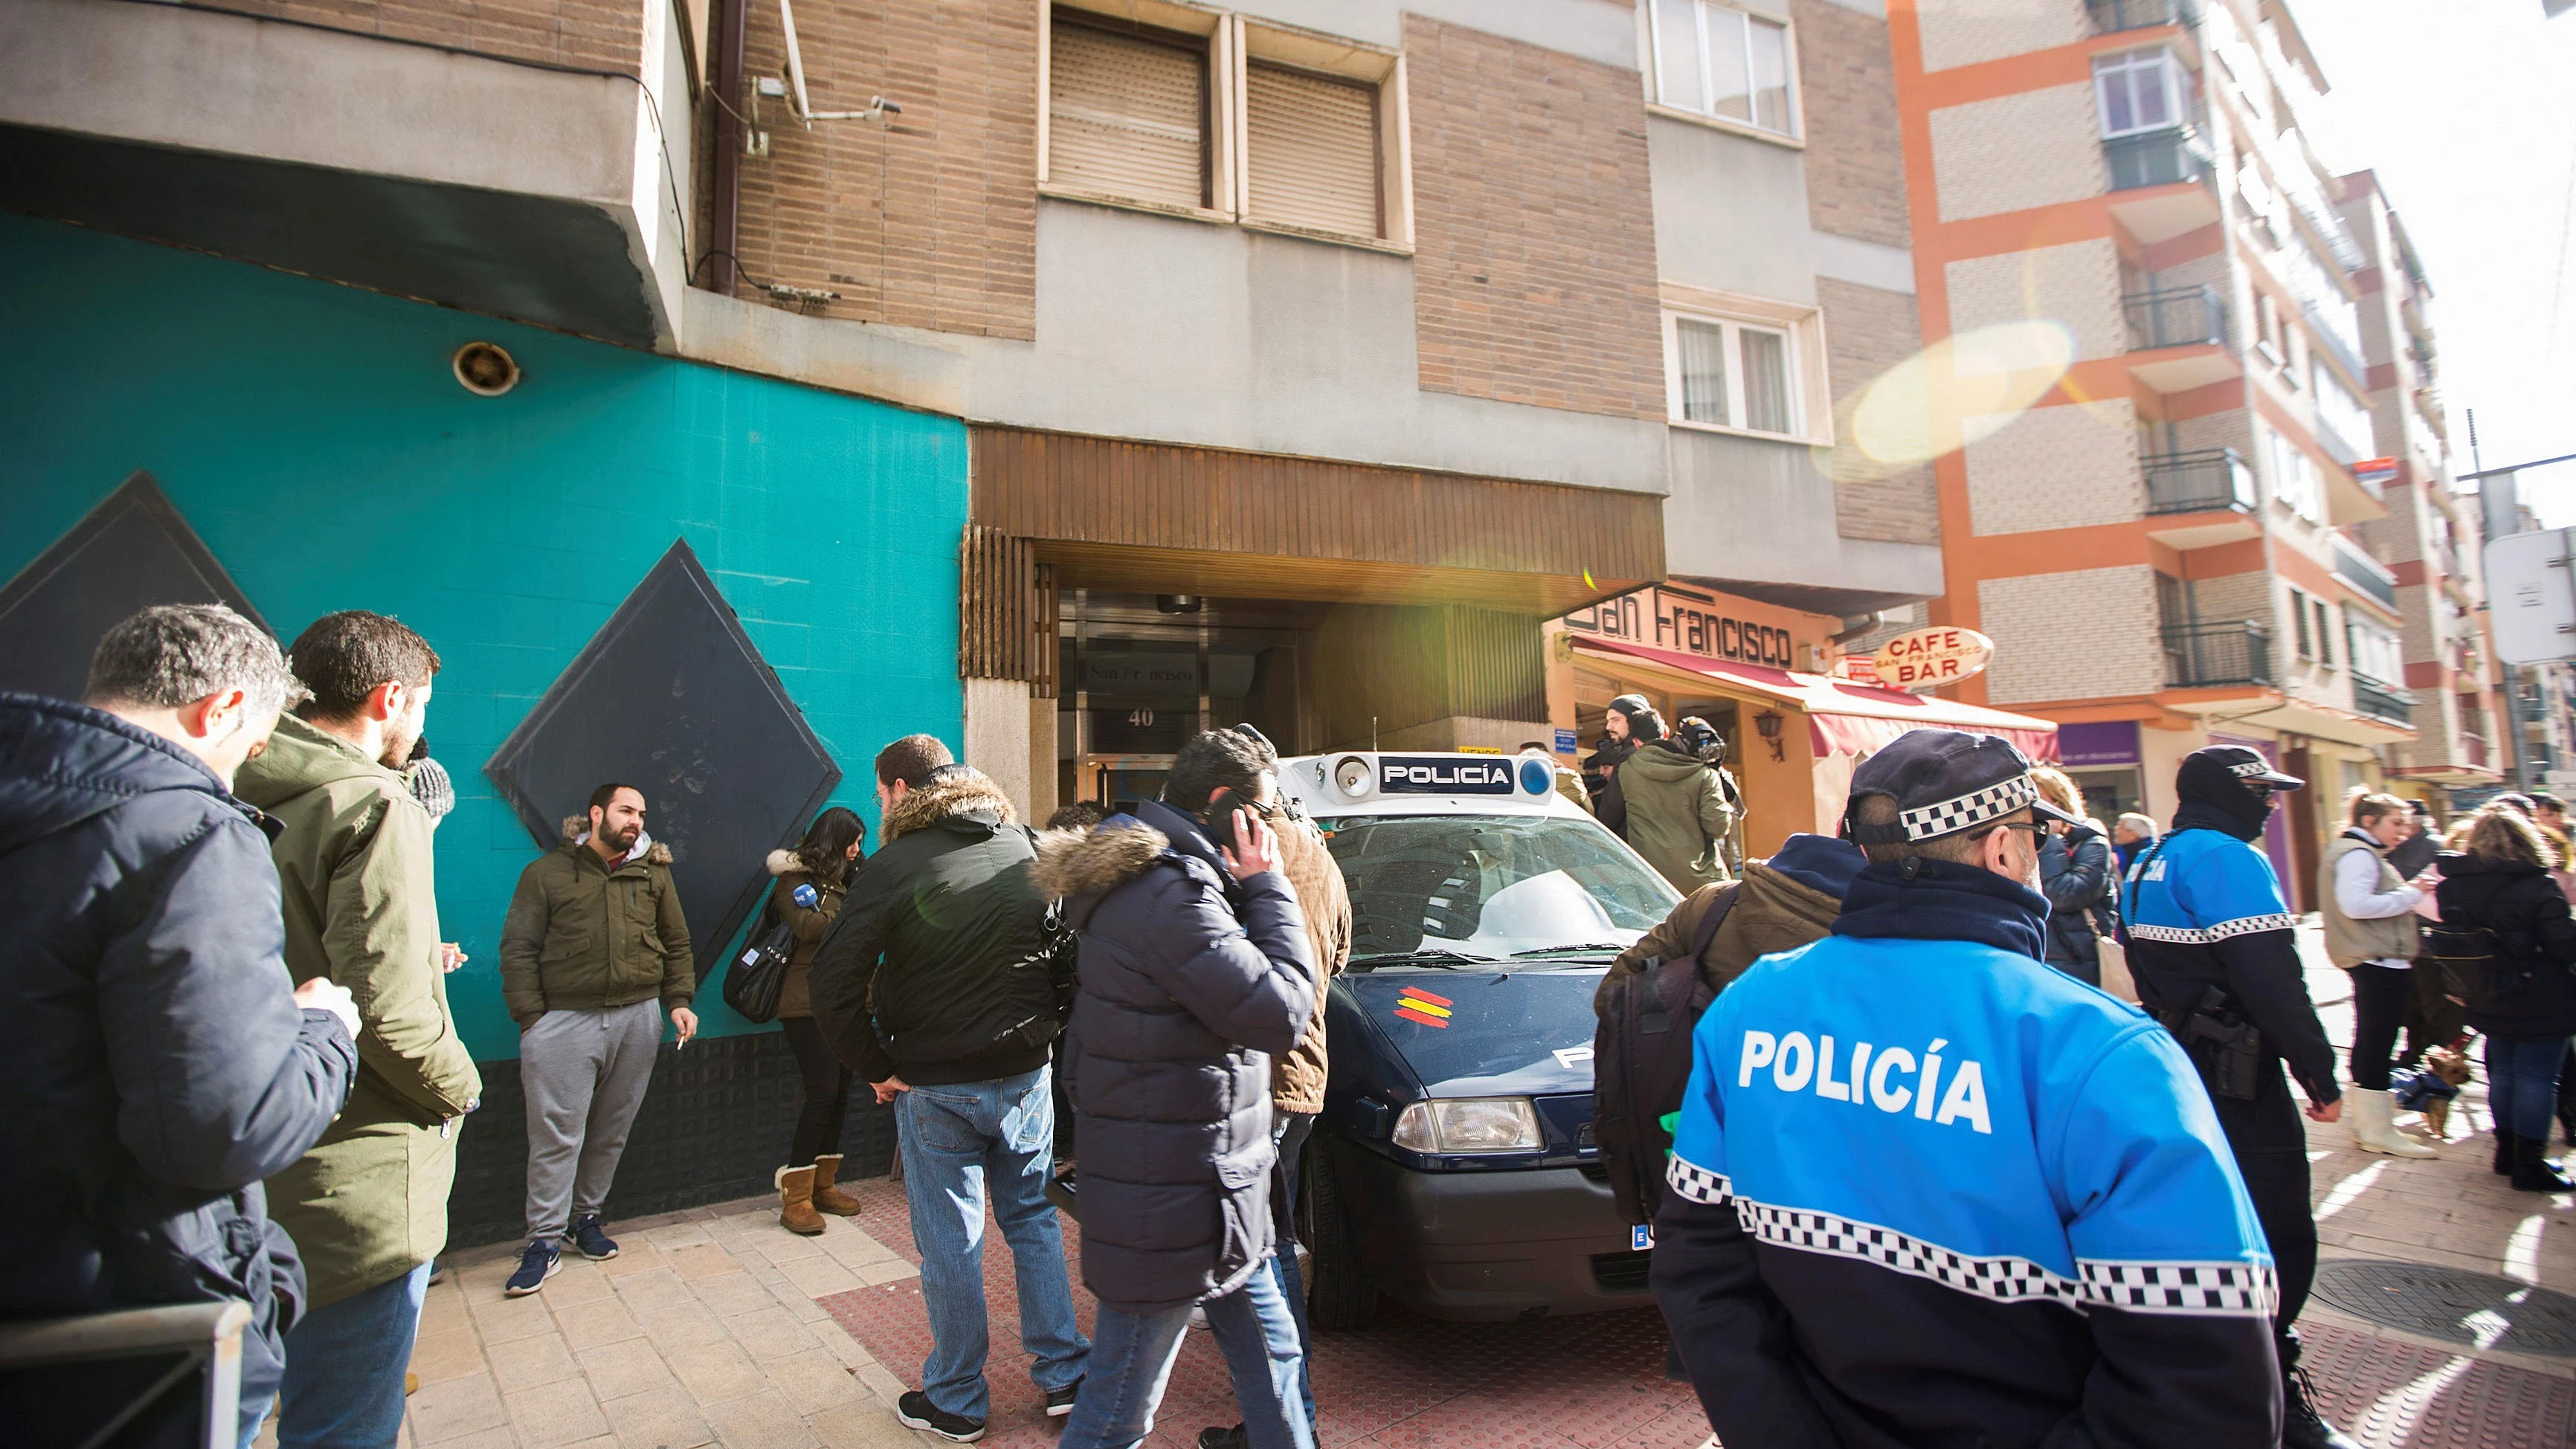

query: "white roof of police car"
(1275, 751), (1588, 820)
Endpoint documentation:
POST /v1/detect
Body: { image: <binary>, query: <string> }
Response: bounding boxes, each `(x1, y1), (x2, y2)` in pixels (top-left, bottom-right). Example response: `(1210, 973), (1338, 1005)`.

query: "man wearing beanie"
(1653, 729), (2279, 1447)
(1585, 694), (1655, 819)
(2122, 746), (2354, 1449)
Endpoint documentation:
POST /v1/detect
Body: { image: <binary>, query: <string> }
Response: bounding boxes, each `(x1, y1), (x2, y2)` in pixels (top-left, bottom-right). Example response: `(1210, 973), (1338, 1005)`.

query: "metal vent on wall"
(0, 471), (270, 701)
(484, 539), (841, 976)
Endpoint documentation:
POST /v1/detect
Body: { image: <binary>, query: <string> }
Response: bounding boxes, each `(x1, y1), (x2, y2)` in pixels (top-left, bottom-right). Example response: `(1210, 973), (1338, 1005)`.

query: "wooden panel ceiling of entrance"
(970, 425), (1662, 614)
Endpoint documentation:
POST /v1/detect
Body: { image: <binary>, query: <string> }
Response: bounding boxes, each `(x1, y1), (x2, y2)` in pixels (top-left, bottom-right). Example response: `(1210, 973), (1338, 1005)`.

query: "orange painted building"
(1878, 0), (2498, 907)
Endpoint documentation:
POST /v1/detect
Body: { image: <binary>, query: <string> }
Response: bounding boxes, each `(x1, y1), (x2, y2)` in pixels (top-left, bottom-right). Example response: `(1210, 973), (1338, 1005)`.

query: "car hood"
(1345, 968), (1603, 1097)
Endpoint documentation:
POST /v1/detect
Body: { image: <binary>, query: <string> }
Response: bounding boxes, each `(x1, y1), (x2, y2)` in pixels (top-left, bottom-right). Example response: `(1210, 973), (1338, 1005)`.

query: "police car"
(1283, 752), (1682, 1326)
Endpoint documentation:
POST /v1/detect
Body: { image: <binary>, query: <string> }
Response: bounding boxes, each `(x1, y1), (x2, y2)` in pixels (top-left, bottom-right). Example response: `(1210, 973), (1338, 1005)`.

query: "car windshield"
(1316, 813), (1681, 967)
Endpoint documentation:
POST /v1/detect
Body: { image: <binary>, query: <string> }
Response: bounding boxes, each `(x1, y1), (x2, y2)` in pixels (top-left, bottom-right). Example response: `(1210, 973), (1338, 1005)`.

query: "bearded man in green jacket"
(236, 611), (480, 1449)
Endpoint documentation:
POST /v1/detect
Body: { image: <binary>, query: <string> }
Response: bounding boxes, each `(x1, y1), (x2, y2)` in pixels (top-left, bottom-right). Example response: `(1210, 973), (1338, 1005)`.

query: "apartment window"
(2264, 424), (2322, 523)
(1043, 6), (1411, 246)
(1049, 16), (1211, 212)
(2315, 360), (2372, 460)
(2094, 48), (2185, 138)
(2349, 617), (2403, 685)
(1650, 0), (1798, 138)
(2290, 587), (2314, 659)
(2312, 596), (2334, 668)
(1667, 310), (1805, 437)
(1243, 63), (1379, 237)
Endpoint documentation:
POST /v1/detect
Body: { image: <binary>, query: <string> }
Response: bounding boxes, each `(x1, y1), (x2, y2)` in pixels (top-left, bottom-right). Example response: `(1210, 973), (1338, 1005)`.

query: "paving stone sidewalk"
(248, 919), (2576, 1448)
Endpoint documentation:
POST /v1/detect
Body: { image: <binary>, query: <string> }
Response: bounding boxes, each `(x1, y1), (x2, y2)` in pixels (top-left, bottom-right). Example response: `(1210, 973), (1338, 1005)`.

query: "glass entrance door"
(1058, 593), (1307, 809)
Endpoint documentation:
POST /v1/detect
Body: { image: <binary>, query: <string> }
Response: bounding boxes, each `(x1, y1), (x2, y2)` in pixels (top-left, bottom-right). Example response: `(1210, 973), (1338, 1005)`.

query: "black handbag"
(723, 891), (795, 1024)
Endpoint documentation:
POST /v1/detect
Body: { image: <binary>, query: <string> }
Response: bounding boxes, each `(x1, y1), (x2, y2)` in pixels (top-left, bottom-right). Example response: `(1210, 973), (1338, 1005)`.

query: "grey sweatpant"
(521, 1000), (662, 1240)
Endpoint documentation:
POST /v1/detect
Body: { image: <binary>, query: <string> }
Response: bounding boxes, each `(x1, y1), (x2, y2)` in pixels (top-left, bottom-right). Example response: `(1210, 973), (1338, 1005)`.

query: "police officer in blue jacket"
(2125, 746), (2356, 1449)
(1652, 729), (2282, 1448)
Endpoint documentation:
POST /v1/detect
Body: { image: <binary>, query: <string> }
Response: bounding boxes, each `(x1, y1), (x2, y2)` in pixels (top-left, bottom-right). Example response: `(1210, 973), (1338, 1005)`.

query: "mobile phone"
(1205, 787), (1256, 854)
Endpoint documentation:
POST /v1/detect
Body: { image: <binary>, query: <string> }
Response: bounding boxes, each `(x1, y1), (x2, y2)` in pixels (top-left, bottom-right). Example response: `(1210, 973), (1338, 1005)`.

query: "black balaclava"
(2174, 751), (2273, 842)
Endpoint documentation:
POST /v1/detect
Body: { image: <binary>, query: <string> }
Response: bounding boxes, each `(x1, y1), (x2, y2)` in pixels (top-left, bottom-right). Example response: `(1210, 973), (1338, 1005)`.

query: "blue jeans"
(2486, 1034), (2572, 1140)
(1272, 1111), (1317, 1433)
(275, 1262), (431, 1449)
(1057, 1260), (1313, 1449)
(896, 1068), (1089, 1421)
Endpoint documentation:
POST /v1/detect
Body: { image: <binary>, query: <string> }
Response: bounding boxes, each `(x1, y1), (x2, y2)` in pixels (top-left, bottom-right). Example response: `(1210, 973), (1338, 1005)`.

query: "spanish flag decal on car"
(1393, 986), (1453, 1028)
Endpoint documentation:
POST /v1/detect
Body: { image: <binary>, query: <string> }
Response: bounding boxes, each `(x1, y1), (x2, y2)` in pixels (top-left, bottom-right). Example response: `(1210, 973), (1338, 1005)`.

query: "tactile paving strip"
(2314, 1260), (2576, 1357)
(813, 1178), (2575, 1448)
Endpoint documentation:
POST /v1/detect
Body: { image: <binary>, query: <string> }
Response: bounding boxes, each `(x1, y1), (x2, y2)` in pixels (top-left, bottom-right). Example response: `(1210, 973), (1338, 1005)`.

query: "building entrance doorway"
(1058, 593), (1307, 810)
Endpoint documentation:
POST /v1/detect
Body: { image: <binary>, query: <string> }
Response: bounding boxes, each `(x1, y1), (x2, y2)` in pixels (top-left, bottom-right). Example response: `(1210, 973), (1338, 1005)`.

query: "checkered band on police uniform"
(1896, 773), (2041, 842)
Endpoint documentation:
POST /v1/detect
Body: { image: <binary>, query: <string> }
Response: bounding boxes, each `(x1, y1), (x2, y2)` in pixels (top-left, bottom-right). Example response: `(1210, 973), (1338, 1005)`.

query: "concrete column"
(964, 677), (1034, 820)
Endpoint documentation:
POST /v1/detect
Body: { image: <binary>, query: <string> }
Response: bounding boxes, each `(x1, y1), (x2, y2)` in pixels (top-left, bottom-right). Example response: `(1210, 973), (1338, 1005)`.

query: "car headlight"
(1391, 1097), (1543, 1154)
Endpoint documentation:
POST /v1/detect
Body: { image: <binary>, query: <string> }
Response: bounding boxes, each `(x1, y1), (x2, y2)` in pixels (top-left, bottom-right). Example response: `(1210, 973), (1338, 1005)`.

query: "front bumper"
(1332, 1142), (1647, 1320)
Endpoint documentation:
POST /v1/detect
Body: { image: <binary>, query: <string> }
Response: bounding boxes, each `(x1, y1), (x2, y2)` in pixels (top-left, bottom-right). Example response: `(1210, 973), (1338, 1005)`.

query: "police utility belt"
(2154, 986), (2263, 1101)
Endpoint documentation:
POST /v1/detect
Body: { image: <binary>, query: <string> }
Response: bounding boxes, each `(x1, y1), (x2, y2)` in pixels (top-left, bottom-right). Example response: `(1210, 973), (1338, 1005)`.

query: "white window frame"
(2093, 48), (2186, 140)
(1643, 0), (1803, 146)
(1659, 285), (1830, 445)
(2261, 422), (2322, 524)
(1037, 1), (1414, 252)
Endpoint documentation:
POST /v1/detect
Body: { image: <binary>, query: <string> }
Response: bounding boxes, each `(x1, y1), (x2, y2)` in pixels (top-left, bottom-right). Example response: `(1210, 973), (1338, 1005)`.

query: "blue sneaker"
(567, 1214), (619, 1261)
(504, 1239), (560, 1297)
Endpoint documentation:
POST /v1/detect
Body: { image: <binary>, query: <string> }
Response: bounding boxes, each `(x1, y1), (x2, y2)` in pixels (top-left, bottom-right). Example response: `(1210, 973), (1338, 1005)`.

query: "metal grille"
(2312, 1259), (2576, 1357)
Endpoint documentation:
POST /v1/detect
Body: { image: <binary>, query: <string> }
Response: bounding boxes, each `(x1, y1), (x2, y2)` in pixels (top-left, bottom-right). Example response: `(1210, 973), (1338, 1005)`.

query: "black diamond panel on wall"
(484, 540), (841, 975)
(448, 1030), (895, 1247)
(0, 471), (271, 701)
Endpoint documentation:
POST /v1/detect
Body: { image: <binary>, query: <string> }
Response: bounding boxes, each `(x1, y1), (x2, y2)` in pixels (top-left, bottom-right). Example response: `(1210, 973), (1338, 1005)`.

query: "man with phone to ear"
(1034, 729), (1318, 1449)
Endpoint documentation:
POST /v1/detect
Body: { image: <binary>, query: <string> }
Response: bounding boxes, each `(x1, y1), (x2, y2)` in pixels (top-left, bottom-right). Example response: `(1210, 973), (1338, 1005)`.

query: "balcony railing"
(2332, 535), (2400, 612)
(2125, 285), (2230, 352)
(2163, 620), (2273, 688)
(2301, 300), (2370, 390)
(2088, 0), (2197, 31)
(2143, 448), (2257, 515)
(2105, 126), (2215, 192)
(2353, 677), (2415, 726)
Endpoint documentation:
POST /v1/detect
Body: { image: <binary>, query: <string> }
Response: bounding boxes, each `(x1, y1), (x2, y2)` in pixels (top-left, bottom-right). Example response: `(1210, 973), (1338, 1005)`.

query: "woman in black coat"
(2032, 768), (2113, 987)
(2431, 808), (2576, 1192)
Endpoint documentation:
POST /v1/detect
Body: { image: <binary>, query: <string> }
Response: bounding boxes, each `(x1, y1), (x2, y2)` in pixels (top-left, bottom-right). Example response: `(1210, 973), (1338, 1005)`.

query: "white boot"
(2350, 1088), (2438, 1158)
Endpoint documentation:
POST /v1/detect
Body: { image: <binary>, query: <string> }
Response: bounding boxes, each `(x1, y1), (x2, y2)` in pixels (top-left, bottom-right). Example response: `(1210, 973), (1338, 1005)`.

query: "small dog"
(2394, 1047), (2474, 1139)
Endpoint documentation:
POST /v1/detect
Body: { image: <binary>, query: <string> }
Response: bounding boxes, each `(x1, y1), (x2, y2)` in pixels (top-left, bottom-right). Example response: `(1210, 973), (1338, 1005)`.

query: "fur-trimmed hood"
(1031, 819), (1169, 902)
(881, 768), (1017, 845)
(556, 813), (673, 867)
(767, 848), (799, 877)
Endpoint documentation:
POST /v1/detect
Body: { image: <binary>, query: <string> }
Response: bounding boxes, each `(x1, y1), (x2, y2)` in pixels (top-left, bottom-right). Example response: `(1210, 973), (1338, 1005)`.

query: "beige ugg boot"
(777, 1165), (827, 1235)
(811, 1154), (863, 1216)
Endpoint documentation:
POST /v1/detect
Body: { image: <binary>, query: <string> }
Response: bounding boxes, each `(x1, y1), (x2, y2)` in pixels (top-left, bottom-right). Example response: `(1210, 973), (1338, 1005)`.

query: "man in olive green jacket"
(235, 612), (480, 1449)
(497, 782), (695, 1295)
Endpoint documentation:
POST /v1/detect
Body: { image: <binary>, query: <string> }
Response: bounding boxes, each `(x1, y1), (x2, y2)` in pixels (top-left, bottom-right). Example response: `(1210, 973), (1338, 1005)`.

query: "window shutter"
(1050, 20), (1208, 210)
(1243, 64), (1380, 238)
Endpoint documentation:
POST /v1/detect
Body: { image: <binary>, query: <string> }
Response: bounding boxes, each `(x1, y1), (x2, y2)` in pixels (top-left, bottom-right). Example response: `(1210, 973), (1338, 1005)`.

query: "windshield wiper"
(1349, 949), (1504, 971)
(1510, 943), (1626, 958)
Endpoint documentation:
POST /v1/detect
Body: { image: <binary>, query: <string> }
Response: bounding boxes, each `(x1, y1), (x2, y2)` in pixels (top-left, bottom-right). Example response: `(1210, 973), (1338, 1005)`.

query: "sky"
(2293, 0), (2576, 529)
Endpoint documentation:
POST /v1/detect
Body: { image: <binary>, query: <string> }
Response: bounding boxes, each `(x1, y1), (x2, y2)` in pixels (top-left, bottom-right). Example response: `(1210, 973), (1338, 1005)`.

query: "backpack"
(1591, 882), (1740, 1226)
(2420, 916), (2537, 1019)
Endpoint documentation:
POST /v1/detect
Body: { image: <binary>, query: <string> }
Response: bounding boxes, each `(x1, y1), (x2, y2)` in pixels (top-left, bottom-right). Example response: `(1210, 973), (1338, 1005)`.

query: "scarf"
(1833, 856), (2052, 961)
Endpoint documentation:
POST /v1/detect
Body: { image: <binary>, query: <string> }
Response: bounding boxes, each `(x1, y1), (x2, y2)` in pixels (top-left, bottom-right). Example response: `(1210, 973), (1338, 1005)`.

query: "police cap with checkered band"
(2176, 743), (2303, 798)
(1842, 728), (2084, 845)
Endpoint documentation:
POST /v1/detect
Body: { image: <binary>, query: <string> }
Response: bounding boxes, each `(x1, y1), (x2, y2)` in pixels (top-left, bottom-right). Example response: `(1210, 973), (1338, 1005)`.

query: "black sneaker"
(1046, 1378), (1082, 1419)
(1197, 1427), (1249, 1449)
(2282, 1367), (2361, 1449)
(503, 1239), (561, 1297)
(566, 1214), (619, 1260)
(895, 1390), (985, 1443)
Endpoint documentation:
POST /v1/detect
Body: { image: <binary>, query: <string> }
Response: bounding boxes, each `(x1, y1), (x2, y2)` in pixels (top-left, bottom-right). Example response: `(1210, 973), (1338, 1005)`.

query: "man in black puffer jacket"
(0, 605), (360, 1449)
(808, 740), (1086, 1442)
(1032, 729), (1317, 1449)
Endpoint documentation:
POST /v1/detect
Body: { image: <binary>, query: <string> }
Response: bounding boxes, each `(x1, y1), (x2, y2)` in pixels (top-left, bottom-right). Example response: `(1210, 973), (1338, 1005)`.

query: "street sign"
(2485, 528), (2576, 664)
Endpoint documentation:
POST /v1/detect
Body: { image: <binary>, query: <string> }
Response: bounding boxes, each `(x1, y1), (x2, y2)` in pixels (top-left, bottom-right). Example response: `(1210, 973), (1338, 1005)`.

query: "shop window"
(2093, 48), (2185, 139)
(1649, 0), (1798, 140)
(1663, 297), (1823, 442)
(1048, 15), (1213, 212)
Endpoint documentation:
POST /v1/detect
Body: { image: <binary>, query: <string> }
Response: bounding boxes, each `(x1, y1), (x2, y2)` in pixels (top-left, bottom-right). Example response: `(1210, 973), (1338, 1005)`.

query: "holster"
(2154, 986), (2264, 1101)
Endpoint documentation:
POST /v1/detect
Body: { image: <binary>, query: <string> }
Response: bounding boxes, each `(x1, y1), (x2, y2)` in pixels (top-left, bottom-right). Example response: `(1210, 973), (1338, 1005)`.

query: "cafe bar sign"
(1560, 584), (1815, 669)
(1873, 626), (1995, 690)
